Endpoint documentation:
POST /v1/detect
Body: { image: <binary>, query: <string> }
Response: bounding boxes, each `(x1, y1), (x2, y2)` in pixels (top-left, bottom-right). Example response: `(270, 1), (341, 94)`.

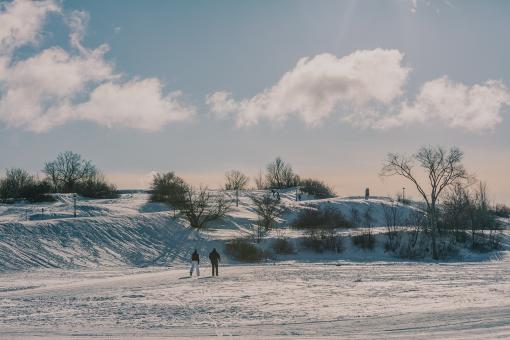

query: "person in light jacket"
(190, 249), (200, 277)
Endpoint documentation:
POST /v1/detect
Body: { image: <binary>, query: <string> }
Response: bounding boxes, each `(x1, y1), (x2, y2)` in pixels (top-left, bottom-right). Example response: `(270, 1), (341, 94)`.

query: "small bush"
(225, 239), (268, 262)
(351, 231), (375, 250)
(470, 232), (503, 252)
(74, 174), (119, 199)
(22, 180), (55, 202)
(272, 238), (296, 255)
(150, 172), (189, 206)
(292, 205), (351, 229)
(436, 238), (459, 259)
(301, 229), (344, 253)
(383, 232), (401, 252)
(398, 235), (427, 259)
(493, 204), (510, 218)
(0, 168), (54, 203)
(299, 178), (335, 199)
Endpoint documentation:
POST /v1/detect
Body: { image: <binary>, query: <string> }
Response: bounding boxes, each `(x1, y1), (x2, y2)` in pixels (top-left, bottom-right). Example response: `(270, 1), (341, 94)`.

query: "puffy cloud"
(382, 77), (510, 131)
(206, 91), (239, 119)
(0, 0), (59, 55)
(208, 49), (509, 132)
(0, 0), (194, 132)
(0, 45), (114, 131)
(75, 80), (194, 131)
(208, 49), (410, 126)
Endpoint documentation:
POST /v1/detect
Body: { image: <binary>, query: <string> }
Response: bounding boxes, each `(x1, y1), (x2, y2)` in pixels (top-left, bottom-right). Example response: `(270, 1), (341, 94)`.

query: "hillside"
(0, 191), (506, 271)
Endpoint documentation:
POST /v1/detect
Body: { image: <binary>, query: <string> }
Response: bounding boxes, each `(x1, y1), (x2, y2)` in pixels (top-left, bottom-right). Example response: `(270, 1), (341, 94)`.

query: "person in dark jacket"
(190, 249), (200, 277)
(209, 248), (221, 276)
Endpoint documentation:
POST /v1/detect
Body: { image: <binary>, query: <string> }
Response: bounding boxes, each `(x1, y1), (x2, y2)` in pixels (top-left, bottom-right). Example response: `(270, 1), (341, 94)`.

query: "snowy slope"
(0, 192), (504, 271)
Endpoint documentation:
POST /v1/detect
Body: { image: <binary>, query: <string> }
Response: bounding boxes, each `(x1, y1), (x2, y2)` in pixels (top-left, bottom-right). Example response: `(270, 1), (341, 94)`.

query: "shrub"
(21, 179), (55, 202)
(272, 238), (296, 255)
(225, 239), (268, 262)
(470, 231), (503, 252)
(301, 230), (344, 253)
(493, 204), (510, 218)
(398, 234), (427, 259)
(351, 231), (375, 250)
(292, 205), (351, 229)
(74, 174), (118, 199)
(383, 232), (401, 252)
(150, 172), (189, 206)
(299, 178), (335, 199)
(436, 238), (459, 259)
(0, 168), (54, 203)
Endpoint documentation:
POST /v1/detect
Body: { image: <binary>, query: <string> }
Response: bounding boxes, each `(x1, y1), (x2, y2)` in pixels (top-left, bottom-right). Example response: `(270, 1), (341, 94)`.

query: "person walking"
(209, 248), (221, 276)
(190, 249), (200, 277)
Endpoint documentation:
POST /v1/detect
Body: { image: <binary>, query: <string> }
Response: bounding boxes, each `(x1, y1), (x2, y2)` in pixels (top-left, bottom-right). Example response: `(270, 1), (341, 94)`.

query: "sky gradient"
(0, 0), (509, 204)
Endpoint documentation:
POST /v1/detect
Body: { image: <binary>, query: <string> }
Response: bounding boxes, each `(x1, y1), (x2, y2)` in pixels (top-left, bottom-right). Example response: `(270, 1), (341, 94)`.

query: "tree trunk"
(429, 203), (438, 260)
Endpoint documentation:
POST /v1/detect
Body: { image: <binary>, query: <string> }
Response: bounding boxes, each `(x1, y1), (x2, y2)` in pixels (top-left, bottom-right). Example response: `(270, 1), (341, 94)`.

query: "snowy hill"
(0, 192), (505, 271)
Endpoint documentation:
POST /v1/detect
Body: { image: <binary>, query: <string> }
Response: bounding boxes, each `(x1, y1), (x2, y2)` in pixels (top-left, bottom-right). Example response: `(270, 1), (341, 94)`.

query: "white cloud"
(75, 80), (194, 131)
(206, 91), (239, 119)
(208, 49), (509, 132)
(379, 77), (510, 131)
(65, 10), (90, 53)
(208, 49), (410, 127)
(0, 0), (194, 132)
(0, 0), (59, 55)
(0, 46), (113, 131)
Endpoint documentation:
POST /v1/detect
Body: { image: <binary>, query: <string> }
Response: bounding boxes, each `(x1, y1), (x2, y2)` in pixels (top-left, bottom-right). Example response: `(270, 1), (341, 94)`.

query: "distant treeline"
(0, 151), (118, 203)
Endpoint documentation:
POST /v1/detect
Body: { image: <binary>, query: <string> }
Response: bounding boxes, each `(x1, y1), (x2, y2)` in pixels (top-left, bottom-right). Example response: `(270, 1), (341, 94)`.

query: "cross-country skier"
(190, 249), (200, 277)
(209, 248), (221, 276)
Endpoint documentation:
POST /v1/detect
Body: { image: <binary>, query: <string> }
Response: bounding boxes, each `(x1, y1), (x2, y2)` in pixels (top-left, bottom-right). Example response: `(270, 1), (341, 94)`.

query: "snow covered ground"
(0, 192), (425, 271)
(1, 192), (509, 338)
(0, 260), (509, 339)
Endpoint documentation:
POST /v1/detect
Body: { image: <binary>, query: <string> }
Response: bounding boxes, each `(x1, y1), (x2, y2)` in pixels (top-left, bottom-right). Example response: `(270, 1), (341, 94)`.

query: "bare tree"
(442, 182), (472, 237)
(254, 169), (266, 190)
(470, 182), (499, 249)
(251, 193), (282, 232)
(0, 168), (33, 200)
(382, 203), (404, 251)
(224, 170), (249, 191)
(381, 146), (469, 259)
(43, 151), (97, 193)
(180, 187), (231, 229)
(266, 157), (299, 189)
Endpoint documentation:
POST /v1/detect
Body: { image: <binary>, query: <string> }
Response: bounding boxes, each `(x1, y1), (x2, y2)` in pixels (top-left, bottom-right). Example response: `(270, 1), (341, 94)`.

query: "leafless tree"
(266, 157), (299, 189)
(470, 182), (499, 249)
(0, 168), (33, 199)
(224, 170), (249, 191)
(254, 169), (266, 190)
(382, 203), (404, 251)
(43, 151), (97, 193)
(381, 146), (469, 259)
(251, 193), (282, 232)
(180, 187), (231, 229)
(442, 182), (472, 236)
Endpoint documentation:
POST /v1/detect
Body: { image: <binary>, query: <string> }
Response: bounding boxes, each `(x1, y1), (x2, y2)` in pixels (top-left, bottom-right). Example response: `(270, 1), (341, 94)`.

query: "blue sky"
(0, 0), (509, 203)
